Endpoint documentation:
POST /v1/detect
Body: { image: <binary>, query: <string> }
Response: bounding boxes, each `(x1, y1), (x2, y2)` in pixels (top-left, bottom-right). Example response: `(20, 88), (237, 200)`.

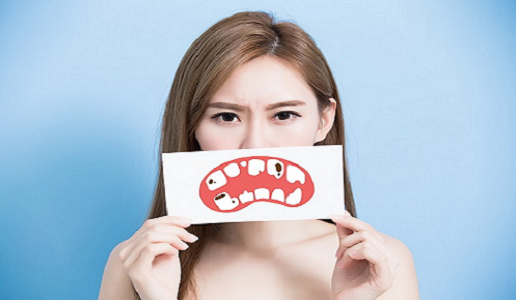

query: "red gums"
(199, 156), (315, 213)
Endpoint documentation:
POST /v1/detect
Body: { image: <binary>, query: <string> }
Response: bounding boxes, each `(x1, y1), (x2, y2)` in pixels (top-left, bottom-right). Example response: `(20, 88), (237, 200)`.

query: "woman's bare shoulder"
(98, 241), (135, 300)
(377, 233), (420, 299)
(379, 232), (416, 265)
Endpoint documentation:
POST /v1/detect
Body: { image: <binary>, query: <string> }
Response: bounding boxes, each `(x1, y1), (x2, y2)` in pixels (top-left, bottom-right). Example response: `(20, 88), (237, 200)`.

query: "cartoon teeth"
(271, 189), (285, 202)
(199, 155), (315, 213)
(254, 188), (270, 200)
(248, 159), (265, 176)
(239, 190), (254, 203)
(285, 188), (302, 205)
(223, 163), (240, 178)
(213, 192), (239, 210)
(267, 159), (284, 179)
(286, 165), (305, 184)
(206, 170), (227, 191)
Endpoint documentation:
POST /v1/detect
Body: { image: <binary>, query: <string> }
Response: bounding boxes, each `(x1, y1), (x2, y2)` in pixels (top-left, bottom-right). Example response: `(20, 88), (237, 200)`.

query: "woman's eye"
(274, 111), (301, 122)
(211, 111), (301, 124)
(211, 112), (239, 123)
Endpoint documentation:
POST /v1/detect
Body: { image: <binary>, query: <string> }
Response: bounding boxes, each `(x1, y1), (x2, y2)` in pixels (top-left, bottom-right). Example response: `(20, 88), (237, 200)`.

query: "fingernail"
(344, 210), (351, 217)
(350, 250), (358, 258)
(337, 258), (345, 269)
(191, 235), (199, 242)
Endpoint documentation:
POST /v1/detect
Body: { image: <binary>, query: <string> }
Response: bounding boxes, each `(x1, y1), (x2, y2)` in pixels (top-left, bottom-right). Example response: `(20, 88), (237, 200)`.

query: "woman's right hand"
(118, 215), (199, 300)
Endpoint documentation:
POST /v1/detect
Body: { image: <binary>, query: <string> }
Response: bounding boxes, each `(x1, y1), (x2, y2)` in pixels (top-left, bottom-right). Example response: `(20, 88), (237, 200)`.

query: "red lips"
(199, 156), (315, 213)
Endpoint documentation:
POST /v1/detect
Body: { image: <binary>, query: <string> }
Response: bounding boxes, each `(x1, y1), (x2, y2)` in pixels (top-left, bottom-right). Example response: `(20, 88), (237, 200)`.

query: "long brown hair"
(133, 10), (356, 300)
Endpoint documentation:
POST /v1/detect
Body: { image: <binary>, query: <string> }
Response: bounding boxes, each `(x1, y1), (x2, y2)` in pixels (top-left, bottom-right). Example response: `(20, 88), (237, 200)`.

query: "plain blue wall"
(1, 0), (515, 299)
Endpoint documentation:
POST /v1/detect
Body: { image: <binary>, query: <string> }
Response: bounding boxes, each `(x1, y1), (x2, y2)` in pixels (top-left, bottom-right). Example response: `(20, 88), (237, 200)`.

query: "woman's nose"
(240, 120), (271, 149)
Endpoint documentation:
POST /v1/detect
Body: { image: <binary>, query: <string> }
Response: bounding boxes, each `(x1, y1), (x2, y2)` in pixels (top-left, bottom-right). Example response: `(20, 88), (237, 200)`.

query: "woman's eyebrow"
(266, 100), (306, 110)
(207, 100), (306, 111)
(207, 102), (246, 112)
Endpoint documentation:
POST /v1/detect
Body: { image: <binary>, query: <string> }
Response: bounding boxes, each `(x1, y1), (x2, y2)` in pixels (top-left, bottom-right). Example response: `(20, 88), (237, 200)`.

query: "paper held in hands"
(162, 145), (345, 224)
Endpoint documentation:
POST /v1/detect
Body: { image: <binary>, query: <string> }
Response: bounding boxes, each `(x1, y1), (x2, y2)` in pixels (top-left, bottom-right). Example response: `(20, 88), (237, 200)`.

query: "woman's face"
(195, 56), (336, 151)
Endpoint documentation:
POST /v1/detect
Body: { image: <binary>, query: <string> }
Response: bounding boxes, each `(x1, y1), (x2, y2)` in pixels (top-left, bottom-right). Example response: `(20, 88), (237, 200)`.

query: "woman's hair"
(133, 10), (356, 300)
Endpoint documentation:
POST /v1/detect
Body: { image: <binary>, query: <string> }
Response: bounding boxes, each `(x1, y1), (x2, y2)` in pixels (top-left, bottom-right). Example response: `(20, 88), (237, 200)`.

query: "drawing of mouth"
(199, 156), (315, 213)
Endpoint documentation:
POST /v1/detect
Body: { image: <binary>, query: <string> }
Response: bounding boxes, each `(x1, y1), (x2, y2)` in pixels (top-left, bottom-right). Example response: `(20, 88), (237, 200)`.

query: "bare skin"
(190, 220), (417, 300)
(191, 219), (339, 300)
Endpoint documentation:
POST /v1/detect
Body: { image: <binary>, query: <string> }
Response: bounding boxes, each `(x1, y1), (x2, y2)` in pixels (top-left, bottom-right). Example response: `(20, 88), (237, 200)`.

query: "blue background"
(1, 1), (515, 299)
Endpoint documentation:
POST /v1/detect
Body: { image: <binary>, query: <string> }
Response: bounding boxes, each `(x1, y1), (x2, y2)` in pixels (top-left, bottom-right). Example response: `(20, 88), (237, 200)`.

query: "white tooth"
(223, 163), (240, 178)
(248, 159), (265, 176)
(240, 161), (247, 167)
(286, 165), (305, 184)
(254, 188), (270, 200)
(271, 189), (285, 202)
(285, 188), (302, 205)
(267, 159), (284, 179)
(238, 190), (254, 203)
(213, 192), (239, 210)
(206, 170), (227, 191)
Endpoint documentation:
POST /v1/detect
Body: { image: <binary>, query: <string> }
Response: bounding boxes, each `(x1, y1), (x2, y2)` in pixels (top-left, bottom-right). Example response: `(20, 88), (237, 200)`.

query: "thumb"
(336, 221), (354, 238)
(332, 211), (354, 238)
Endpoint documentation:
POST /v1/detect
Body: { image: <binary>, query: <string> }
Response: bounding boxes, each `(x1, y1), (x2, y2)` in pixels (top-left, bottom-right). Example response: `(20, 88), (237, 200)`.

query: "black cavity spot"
(215, 194), (226, 200)
(209, 179), (214, 184)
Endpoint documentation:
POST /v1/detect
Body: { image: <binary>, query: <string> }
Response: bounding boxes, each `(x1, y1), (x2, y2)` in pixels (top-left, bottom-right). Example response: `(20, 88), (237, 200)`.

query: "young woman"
(99, 11), (419, 300)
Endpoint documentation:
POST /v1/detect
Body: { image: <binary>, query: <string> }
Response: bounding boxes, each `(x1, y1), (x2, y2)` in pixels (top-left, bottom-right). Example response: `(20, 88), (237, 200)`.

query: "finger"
(120, 223), (197, 262)
(123, 232), (190, 270)
(337, 241), (370, 269)
(331, 214), (375, 233)
(336, 242), (361, 269)
(153, 215), (193, 225)
(126, 216), (192, 249)
(124, 234), (187, 270)
(336, 230), (386, 259)
(335, 231), (362, 258)
(331, 213), (354, 238)
(336, 221), (354, 238)
(345, 241), (394, 289)
(143, 225), (199, 243)
(337, 241), (389, 280)
(131, 243), (178, 276)
(137, 216), (193, 237)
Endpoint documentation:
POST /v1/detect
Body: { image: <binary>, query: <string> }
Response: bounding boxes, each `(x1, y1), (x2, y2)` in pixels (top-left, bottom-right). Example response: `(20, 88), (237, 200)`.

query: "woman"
(99, 11), (419, 300)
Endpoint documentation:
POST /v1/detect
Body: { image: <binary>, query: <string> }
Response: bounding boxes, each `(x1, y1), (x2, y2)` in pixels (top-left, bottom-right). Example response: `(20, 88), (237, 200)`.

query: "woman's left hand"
(330, 211), (401, 300)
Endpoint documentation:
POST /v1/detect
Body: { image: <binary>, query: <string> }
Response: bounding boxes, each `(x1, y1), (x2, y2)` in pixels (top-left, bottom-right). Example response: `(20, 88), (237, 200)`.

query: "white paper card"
(162, 145), (345, 224)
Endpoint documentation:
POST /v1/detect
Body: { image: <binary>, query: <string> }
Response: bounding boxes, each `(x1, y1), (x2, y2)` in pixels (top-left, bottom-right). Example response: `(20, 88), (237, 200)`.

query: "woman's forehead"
(209, 56), (317, 107)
